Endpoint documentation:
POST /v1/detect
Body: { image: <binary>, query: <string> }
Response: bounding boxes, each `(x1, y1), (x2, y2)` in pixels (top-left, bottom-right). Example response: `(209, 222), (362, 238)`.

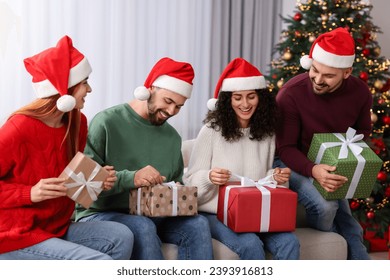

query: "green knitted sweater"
(76, 103), (183, 220)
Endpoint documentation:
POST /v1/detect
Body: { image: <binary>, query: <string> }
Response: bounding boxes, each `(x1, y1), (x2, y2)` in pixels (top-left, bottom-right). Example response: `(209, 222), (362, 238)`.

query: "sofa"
(161, 139), (348, 260)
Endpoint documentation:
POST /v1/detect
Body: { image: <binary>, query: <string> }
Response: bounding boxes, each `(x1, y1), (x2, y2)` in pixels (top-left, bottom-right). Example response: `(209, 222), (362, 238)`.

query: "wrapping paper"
(129, 182), (198, 217)
(59, 152), (108, 209)
(307, 127), (382, 199)
(217, 175), (297, 233)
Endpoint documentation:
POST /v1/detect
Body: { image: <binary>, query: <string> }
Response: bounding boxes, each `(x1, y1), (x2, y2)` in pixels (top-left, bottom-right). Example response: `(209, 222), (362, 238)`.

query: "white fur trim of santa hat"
(152, 75), (193, 98)
(221, 76), (266, 92)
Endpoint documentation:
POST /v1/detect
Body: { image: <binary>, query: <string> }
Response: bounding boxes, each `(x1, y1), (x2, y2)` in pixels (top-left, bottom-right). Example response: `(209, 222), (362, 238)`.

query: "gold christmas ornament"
(321, 14), (328, 21)
(283, 51), (292, 61)
(374, 80), (384, 90)
(309, 35), (316, 42)
(371, 112), (378, 123)
(373, 47), (381, 57)
(277, 79), (284, 88)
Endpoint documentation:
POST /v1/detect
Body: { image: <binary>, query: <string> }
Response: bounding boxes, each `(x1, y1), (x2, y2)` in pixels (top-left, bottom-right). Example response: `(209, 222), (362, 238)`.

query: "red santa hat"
(24, 35), (92, 112)
(207, 58), (266, 111)
(300, 27), (355, 70)
(134, 57), (194, 100)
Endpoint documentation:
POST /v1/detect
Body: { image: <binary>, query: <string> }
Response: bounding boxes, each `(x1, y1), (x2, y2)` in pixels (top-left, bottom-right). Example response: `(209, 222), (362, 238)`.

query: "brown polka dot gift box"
(129, 182), (198, 217)
(307, 127), (383, 200)
(59, 152), (109, 209)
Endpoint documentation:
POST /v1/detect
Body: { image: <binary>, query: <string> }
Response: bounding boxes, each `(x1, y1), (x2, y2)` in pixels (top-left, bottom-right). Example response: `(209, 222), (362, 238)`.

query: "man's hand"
(134, 165), (166, 188)
(312, 164), (348, 192)
(209, 168), (231, 186)
(102, 165), (117, 191)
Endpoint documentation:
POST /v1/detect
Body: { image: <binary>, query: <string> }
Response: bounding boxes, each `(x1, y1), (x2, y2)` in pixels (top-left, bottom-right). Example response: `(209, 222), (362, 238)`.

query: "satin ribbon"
(64, 163), (103, 202)
(223, 174), (280, 232)
(137, 181), (178, 216)
(311, 127), (368, 198)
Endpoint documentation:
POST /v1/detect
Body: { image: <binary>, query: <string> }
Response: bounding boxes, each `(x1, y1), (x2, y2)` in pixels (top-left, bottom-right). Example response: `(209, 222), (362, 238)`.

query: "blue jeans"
(0, 221), (133, 260)
(273, 158), (370, 260)
(200, 212), (300, 260)
(79, 211), (213, 260)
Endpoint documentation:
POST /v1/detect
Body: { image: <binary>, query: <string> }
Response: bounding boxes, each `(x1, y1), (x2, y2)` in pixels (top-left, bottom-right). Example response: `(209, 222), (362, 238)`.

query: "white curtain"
(0, 0), (282, 140)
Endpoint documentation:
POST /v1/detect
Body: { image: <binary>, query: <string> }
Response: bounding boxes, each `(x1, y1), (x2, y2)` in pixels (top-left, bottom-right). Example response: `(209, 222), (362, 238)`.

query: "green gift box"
(307, 127), (383, 200)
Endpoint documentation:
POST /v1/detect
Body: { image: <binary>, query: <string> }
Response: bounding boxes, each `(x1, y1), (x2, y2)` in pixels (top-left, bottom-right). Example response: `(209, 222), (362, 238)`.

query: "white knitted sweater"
(183, 125), (276, 214)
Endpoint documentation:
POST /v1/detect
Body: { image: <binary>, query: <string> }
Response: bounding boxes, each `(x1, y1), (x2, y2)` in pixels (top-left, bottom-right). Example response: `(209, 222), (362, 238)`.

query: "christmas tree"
(268, 0), (390, 238)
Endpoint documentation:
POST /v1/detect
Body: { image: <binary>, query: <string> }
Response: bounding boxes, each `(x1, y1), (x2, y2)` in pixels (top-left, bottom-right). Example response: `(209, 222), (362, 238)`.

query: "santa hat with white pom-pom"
(207, 58), (266, 111)
(300, 27), (355, 70)
(134, 57), (194, 101)
(24, 35), (92, 112)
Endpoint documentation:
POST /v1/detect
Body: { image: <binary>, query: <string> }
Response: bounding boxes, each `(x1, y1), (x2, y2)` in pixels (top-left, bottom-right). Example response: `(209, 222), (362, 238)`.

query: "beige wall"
(371, 0), (390, 59)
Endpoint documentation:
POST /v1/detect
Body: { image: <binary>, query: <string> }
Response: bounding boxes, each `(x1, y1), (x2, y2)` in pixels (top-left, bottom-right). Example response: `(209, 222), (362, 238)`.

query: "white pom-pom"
(300, 55), (312, 70)
(56, 95), (76, 112)
(207, 98), (218, 111)
(134, 86), (150, 101)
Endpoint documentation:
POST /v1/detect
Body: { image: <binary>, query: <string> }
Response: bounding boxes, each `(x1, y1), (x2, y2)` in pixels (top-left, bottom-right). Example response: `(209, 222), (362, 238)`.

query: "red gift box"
(217, 181), (297, 233)
(361, 223), (389, 252)
(388, 225), (390, 260)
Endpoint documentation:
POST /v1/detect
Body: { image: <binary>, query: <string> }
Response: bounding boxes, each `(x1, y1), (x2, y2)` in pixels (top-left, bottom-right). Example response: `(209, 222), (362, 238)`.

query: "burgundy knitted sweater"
(275, 73), (372, 178)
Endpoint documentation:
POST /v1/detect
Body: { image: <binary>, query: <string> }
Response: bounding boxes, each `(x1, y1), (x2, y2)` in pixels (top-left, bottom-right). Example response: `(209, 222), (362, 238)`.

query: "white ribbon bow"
(312, 127), (368, 198)
(64, 163), (103, 202)
(223, 174), (280, 232)
(137, 181), (178, 216)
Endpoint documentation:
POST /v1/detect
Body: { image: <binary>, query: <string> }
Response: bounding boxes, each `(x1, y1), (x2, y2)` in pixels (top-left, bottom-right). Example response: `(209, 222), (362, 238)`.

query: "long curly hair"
(204, 89), (278, 142)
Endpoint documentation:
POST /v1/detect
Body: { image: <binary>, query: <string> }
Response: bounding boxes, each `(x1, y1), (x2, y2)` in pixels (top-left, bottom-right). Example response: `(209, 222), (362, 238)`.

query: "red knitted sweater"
(0, 113), (87, 253)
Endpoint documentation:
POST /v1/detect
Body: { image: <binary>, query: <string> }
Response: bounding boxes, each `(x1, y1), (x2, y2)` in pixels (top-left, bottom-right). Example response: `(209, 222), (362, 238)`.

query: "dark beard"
(148, 109), (167, 126)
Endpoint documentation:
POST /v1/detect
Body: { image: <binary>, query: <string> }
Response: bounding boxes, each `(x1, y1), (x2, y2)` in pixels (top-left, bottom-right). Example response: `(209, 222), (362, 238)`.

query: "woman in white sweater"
(183, 58), (300, 259)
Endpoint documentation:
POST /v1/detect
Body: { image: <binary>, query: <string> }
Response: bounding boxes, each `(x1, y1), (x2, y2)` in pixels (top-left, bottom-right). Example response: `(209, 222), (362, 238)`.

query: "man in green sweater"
(76, 57), (213, 260)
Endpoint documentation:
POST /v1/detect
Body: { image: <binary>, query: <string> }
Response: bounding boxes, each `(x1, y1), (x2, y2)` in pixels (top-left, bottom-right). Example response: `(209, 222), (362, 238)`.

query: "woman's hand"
(30, 178), (68, 203)
(273, 167), (291, 185)
(209, 168), (231, 186)
(102, 165), (117, 191)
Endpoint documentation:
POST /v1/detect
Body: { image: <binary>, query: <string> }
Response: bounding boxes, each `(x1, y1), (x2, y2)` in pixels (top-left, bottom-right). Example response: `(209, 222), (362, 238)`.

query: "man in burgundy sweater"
(275, 28), (371, 259)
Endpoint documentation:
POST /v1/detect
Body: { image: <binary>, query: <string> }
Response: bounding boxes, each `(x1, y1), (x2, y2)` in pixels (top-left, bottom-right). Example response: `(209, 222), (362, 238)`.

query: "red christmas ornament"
(350, 200), (360, 210)
(363, 32), (371, 41)
(362, 48), (370, 57)
(366, 211), (375, 219)
(295, 30), (302, 37)
(380, 78), (390, 92)
(385, 187), (390, 197)
(371, 138), (385, 149)
(377, 171), (387, 182)
(359, 72), (369, 81)
(293, 12), (303, 21)
(272, 74), (277, 79)
(382, 115), (390, 125)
